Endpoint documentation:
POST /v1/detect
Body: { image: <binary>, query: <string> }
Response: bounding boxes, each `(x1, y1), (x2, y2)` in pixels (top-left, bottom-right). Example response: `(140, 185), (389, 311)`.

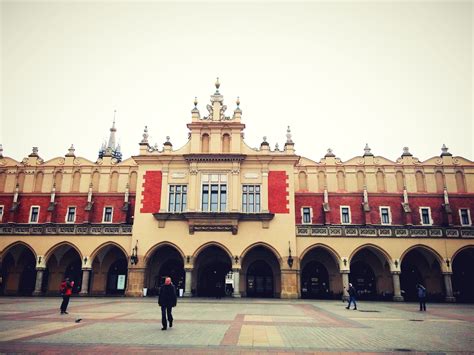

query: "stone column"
(80, 269), (91, 296)
(159, 170), (169, 212)
(443, 273), (456, 302)
(184, 268), (193, 297)
(261, 171), (269, 212)
(391, 272), (404, 301)
(33, 268), (44, 296)
(280, 269), (298, 299)
(232, 268), (241, 298)
(341, 271), (349, 301)
(125, 267), (146, 297)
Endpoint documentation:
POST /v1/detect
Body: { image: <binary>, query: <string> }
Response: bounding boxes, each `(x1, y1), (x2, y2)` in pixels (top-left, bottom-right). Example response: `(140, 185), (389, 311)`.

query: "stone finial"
(29, 147), (39, 157)
(286, 126), (293, 144)
(66, 144), (76, 157)
(401, 147), (412, 157)
(274, 143), (280, 151)
(260, 136), (269, 148)
(141, 126), (149, 144)
(0, 144), (3, 157)
(236, 96), (240, 108)
(164, 136), (172, 147)
(215, 77), (220, 93)
(153, 143), (159, 151)
(194, 97), (198, 108)
(363, 143), (373, 157)
(325, 148), (335, 158)
(440, 144), (452, 157)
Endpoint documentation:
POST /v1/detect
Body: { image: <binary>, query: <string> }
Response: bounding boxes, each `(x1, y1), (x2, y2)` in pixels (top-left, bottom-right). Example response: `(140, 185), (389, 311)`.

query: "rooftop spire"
(107, 110), (117, 150)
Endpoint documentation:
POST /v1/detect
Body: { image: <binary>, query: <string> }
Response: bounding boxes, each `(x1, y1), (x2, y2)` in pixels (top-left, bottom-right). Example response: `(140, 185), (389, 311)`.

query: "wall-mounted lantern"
(130, 240), (139, 265)
(287, 241), (294, 268)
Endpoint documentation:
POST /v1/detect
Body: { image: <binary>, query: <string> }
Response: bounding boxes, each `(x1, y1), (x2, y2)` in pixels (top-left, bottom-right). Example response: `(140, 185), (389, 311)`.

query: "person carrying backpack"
(60, 277), (74, 314)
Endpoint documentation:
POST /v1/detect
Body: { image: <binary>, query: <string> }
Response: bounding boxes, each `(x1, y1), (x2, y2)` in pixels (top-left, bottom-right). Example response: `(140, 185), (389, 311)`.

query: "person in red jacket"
(59, 277), (74, 314)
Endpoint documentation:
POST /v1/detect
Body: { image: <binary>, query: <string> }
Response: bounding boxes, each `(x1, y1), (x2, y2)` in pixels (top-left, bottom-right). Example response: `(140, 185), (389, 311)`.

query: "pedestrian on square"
(59, 277), (74, 314)
(346, 283), (357, 310)
(158, 277), (177, 330)
(416, 283), (427, 311)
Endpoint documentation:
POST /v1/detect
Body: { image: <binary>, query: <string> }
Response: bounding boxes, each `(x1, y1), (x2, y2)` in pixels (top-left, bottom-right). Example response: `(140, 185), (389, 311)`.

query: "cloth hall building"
(1, 81), (473, 302)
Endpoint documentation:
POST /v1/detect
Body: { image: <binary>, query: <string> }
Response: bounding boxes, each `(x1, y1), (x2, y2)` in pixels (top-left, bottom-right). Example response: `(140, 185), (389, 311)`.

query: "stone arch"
(144, 241), (185, 263)
(17, 171), (25, 192)
(0, 171), (6, 192)
(1, 242), (37, 295)
(53, 171), (63, 192)
(399, 244), (444, 266)
(90, 241), (129, 262)
(1, 241), (37, 260)
(348, 244), (392, 265)
(44, 241), (83, 264)
(298, 171), (308, 191)
(356, 170), (365, 191)
(240, 242), (282, 264)
(201, 133), (210, 153)
(337, 170), (345, 191)
(129, 171), (138, 193)
(71, 171), (81, 192)
(435, 170), (444, 193)
(192, 241), (233, 261)
(415, 171), (426, 192)
(455, 171), (466, 193)
(91, 171), (100, 192)
(110, 171), (119, 192)
(222, 133), (231, 153)
(451, 244), (474, 262)
(376, 170), (385, 192)
(317, 171), (326, 192)
(451, 245), (474, 302)
(396, 170), (404, 192)
(299, 243), (341, 267)
(34, 171), (44, 192)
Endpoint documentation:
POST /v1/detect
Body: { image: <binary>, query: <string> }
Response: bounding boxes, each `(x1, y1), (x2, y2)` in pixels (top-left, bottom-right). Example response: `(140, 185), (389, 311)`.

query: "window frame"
(419, 207), (433, 226)
(242, 184), (261, 213)
(301, 206), (312, 224)
(379, 206), (392, 225)
(459, 208), (472, 226)
(168, 184), (188, 213)
(340, 206), (351, 225)
(200, 174), (228, 213)
(102, 206), (114, 223)
(0, 205), (4, 222)
(65, 206), (77, 223)
(29, 205), (40, 223)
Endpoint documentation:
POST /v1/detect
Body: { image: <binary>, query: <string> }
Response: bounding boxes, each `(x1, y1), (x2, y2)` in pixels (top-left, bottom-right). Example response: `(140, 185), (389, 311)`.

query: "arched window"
(396, 171), (404, 192)
(129, 171), (138, 193)
(435, 171), (444, 192)
(415, 171), (425, 192)
(17, 172), (25, 192)
(34, 172), (44, 193)
(455, 171), (466, 193)
(92, 171), (100, 192)
(222, 134), (230, 153)
(376, 170), (385, 192)
(0, 172), (6, 192)
(318, 171), (326, 192)
(54, 171), (63, 192)
(337, 171), (345, 191)
(356, 171), (365, 191)
(110, 171), (119, 192)
(71, 171), (81, 192)
(298, 171), (308, 191)
(202, 134), (210, 153)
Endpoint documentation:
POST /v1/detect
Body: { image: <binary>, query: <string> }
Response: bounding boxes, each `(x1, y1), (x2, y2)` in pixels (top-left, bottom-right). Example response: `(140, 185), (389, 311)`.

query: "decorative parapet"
(0, 223), (133, 236)
(296, 225), (474, 238)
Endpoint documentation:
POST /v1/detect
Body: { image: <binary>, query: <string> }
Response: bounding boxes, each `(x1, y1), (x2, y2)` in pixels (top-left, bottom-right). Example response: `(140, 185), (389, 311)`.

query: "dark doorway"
(349, 261), (376, 300)
(64, 260), (82, 294)
(106, 258), (128, 295)
(198, 261), (230, 297)
(400, 263), (423, 301)
(301, 261), (330, 299)
(158, 259), (185, 292)
(246, 260), (273, 298)
(452, 248), (474, 303)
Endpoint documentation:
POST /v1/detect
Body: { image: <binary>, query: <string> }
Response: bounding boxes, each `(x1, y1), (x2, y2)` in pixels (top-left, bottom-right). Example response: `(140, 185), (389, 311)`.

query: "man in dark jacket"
(416, 284), (427, 311)
(345, 283), (357, 310)
(158, 277), (177, 330)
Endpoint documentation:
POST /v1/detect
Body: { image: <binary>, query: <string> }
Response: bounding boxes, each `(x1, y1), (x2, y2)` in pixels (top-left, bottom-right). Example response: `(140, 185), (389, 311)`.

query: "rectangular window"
(103, 207), (113, 223)
(168, 185), (187, 212)
(0, 205), (3, 222)
(341, 206), (351, 224)
(380, 207), (391, 225)
(242, 185), (261, 213)
(420, 207), (431, 225)
(201, 174), (227, 212)
(459, 208), (471, 226)
(66, 207), (76, 223)
(29, 206), (40, 223)
(302, 207), (311, 224)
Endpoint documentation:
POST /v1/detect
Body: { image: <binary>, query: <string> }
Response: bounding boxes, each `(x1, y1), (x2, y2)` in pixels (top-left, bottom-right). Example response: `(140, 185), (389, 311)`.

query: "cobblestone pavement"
(0, 297), (473, 354)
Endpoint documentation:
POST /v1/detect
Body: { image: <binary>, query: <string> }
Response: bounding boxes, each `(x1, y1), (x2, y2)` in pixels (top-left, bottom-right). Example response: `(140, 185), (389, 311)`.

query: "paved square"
(0, 297), (473, 354)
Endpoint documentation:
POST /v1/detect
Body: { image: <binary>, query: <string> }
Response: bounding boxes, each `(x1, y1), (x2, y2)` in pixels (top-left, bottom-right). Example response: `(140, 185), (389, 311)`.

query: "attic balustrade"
(0, 223), (132, 235)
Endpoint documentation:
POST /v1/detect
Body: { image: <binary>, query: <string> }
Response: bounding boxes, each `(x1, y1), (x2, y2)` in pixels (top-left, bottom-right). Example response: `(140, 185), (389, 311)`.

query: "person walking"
(346, 283), (357, 310)
(59, 277), (74, 314)
(416, 284), (427, 311)
(158, 277), (177, 330)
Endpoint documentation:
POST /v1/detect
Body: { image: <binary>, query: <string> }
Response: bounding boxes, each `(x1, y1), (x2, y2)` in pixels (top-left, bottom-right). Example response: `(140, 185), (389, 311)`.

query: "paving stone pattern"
(0, 297), (473, 354)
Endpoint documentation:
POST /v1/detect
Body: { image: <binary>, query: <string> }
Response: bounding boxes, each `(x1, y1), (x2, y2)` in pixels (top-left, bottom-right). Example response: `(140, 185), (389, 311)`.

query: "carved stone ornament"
(21, 158), (29, 166)
(96, 158), (103, 165)
(58, 158), (65, 165)
(73, 158), (81, 165)
(36, 158), (44, 165)
(204, 104), (213, 120)
(189, 168), (198, 175)
(0, 159), (6, 166)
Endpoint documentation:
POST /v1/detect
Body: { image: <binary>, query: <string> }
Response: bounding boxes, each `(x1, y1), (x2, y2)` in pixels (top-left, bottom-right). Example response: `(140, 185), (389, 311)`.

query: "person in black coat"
(158, 277), (177, 330)
(345, 283), (357, 310)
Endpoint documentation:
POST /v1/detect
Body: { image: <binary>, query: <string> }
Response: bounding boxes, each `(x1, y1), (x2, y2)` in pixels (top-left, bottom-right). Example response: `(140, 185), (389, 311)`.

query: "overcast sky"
(1, 1), (473, 163)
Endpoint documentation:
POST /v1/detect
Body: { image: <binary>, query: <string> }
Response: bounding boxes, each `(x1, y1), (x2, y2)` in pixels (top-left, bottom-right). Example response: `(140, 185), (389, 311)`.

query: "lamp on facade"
(130, 241), (139, 265)
(287, 241), (294, 268)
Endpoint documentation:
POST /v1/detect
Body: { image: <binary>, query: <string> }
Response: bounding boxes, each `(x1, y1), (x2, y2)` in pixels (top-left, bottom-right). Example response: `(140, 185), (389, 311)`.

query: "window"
(340, 206), (351, 224)
(66, 207), (76, 223)
(380, 207), (391, 225)
(168, 185), (187, 212)
(201, 174), (227, 212)
(0, 205), (4, 222)
(103, 207), (113, 223)
(29, 206), (40, 223)
(459, 209), (471, 226)
(242, 185), (261, 213)
(419, 207), (432, 225)
(302, 207), (312, 224)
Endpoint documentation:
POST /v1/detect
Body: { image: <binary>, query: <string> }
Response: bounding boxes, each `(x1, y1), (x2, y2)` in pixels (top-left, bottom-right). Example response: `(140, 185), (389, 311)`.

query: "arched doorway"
(300, 246), (340, 299)
(247, 260), (273, 298)
(1, 244), (36, 296)
(194, 245), (231, 297)
(452, 247), (474, 303)
(91, 244), (128, 296)
(350, 247), (391, 300)
(45, 244), (82, 295)
(400, 248), (444, 302)
(301, 261), (330, 299)
(146, 245), (184, 296)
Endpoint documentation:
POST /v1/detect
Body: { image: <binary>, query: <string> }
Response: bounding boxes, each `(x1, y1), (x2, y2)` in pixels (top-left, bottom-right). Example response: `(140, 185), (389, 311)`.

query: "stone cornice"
(0, 223), (133, 236)
(183, 154), (246, 162)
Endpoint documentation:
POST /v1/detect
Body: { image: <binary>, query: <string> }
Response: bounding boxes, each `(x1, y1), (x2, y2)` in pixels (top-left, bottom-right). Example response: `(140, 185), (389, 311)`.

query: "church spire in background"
(98, 110), (122, 162)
